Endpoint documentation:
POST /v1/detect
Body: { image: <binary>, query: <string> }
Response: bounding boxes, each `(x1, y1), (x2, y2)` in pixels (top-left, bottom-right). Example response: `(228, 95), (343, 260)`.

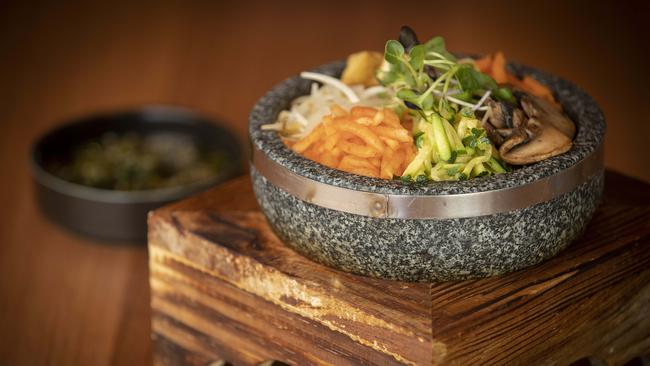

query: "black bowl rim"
(30, 105), (242, 204)
(249, 60), (605, 196)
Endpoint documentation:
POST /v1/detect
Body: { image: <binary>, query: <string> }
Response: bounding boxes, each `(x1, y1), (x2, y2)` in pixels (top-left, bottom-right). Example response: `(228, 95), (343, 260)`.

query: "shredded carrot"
(286, 105), (415, 179)
(478, 51), (560, 107)
(474, 54), (493, 73)
(522, 76), (552, 98)
(491, 52), (508, 84)
(506, 73), (524, 88)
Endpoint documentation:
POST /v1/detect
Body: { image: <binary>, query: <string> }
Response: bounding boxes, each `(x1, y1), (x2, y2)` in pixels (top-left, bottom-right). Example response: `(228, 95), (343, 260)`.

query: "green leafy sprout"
(378, 33), (510, 182)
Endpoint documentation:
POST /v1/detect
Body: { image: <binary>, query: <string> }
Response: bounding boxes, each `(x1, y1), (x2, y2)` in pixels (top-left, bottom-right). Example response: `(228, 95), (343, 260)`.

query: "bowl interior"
(33, 106), (244, 200)
(249, 61), (605, 196)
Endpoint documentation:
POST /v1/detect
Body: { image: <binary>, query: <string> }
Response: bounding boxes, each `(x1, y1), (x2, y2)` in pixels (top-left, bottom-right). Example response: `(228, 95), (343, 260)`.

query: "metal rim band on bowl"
(252, 144), (603, 219)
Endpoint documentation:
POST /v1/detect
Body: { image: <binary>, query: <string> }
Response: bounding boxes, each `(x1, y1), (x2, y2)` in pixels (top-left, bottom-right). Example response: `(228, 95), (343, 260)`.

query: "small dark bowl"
(31, 106), (243, 243)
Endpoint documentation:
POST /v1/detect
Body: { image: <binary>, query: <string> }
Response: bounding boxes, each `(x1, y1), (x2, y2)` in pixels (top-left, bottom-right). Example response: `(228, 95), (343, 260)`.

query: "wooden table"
(148, 173), (650, 366)
(0, 1), (649, 365)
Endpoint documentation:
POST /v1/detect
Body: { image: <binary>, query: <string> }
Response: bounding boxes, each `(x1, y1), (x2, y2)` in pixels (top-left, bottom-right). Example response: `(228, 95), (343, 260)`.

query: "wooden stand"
(148, 171), (650, 366)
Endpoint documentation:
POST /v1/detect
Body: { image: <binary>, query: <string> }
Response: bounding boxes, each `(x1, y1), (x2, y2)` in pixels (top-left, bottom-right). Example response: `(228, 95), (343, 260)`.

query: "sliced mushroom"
(486, 99), (515, 129)
(498, 128), (529, 157)
(512, 108), (527, 128)
(496, 128), (514, 138)
(482, 118), (504, 145)
(481, 91), (576, 165)
(520, 94), (575, 139)
(483, 100), (528, 147)
(499, 119), (572, 165)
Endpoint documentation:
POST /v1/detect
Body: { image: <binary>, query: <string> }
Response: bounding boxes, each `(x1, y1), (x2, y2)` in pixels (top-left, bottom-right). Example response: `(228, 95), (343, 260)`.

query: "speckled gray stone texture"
(248, 61), (606, 281)
(252, 166), (603, 281)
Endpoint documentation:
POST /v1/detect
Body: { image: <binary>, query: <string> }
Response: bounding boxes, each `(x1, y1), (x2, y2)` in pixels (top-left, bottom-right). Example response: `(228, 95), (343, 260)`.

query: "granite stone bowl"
(249, 61), (605, 282)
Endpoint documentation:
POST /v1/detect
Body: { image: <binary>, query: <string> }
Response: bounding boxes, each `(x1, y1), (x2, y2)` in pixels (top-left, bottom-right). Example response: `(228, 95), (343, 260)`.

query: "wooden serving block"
(148, 171), (650, 366)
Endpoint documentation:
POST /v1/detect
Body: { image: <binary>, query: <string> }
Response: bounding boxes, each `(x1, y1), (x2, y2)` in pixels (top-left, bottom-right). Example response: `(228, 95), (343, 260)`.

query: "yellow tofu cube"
(341, 51), (383, 87)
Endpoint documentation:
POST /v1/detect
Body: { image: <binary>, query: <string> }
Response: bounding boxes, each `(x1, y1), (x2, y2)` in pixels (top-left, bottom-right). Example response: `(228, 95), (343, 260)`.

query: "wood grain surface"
(149, 210), (433, 365)
(149, 174), (650, 366)
(0, 1), (649, 365)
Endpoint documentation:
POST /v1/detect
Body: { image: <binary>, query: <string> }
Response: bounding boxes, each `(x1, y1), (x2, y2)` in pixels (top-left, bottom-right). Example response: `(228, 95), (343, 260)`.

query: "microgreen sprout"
(380, 27), (509, 182)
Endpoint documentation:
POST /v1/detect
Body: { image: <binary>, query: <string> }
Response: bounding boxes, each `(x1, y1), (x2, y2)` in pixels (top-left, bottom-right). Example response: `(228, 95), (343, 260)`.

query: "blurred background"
(0, 1), (648, 365)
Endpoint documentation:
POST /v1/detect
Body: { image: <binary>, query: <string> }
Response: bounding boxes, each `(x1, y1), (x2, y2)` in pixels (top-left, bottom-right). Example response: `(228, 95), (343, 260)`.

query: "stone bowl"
(249, 61), (605, 282)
